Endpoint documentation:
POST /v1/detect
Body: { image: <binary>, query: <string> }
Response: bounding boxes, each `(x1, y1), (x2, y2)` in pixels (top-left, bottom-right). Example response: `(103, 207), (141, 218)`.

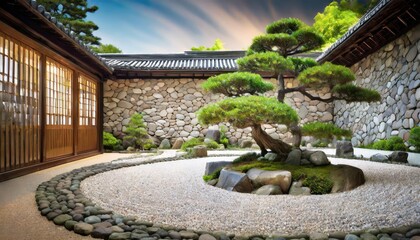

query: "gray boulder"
(216, 169), (254, 193)
(206, 130), (221, 142)
(190, 146), (208, 157)
(240, 139), (253, 148)
(330, 165), (365, 193)
(336, 140), (354, 158)
(285, 149), (302, 165)
(205, 161), (231, 175)
(159, 139), (171, 149)
(288, 181), (311, 195)
(265, 152), (278, 161)
(246, 168), (265, 182)
(254, 185), (282, 195)
(253, 170), (292, 193)
(388, 151), (408, 163)
(370, 153), (389, 162)
(309, 151), (331, 166)
(172, 138), (184, 149)
(74, 222), (94, 235)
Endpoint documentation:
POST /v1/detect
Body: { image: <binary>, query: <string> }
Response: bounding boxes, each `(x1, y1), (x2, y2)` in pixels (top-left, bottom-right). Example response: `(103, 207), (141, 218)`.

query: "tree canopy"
(201, 72), (273, 97)
(38, 0), (101, 45)
(197, 96), (298, 129)
(91, 44), (122, 53)
(191, 39), (225, 51)
(301, 122), (352, 140)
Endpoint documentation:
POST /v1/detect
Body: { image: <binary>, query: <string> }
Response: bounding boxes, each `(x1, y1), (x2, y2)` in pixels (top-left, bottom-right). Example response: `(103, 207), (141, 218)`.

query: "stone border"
(36, 154), (420, 240)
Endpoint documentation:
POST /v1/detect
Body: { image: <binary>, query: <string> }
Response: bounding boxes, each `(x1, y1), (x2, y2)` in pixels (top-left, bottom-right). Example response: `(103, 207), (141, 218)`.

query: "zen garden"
(0, 0), (419, 240)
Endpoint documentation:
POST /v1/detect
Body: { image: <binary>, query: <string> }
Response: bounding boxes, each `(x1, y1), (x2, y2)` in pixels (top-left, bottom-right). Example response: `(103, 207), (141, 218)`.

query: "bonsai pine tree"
(198, 18), (380, 157)
(238, 18), (380, 146)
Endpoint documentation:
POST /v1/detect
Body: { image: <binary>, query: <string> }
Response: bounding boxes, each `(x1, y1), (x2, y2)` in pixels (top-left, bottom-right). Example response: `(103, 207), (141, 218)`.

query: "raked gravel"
(80, 156), (420, 236)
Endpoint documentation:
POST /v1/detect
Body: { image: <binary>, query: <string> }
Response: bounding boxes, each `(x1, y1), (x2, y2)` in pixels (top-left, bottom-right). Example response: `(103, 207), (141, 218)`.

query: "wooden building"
(0, 0), (112, 181)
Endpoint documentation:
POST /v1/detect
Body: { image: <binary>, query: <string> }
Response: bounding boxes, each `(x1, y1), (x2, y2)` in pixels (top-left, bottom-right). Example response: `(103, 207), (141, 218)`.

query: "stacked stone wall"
(334, 25), (420, 146)
(103, 77), (333, 145)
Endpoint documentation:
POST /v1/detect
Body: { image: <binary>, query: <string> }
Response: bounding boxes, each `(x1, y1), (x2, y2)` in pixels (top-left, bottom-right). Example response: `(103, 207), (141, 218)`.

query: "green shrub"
(103, 132), (121, 150)
(372, 137), (407, 151)
(312, 140), (329, 148)
(409, 127), (420, 152)
(219, 125), (230, 148)
(203, 167), (223, 182)
(302, 121), (352, 140)
(123, 113), (151, 150)
(181, 138), (204, 151)
(302, 175), (333, 194)
(205, 139), (220, 149)
(143, 139), (156, 150)
(233, 152), (259, 163)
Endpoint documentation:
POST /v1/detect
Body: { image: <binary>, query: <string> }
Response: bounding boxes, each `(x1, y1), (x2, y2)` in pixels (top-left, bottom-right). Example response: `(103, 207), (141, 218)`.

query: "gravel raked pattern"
(80, 157), (420, 236)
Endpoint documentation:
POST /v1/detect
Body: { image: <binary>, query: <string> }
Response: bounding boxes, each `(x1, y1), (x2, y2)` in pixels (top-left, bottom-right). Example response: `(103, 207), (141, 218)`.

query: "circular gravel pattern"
(81, 157), (420, 236)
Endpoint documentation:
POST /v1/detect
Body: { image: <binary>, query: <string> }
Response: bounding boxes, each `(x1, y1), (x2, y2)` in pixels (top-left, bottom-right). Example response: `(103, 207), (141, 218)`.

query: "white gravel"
(80, 155), (420, 236)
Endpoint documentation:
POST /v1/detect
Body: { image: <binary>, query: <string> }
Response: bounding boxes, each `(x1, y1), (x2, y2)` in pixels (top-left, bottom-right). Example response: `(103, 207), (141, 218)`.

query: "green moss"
(203, 167), (223, 182)
(232, 152), (259, 163)
(229, 160), (337, 194)
(181, 138), (204, 151)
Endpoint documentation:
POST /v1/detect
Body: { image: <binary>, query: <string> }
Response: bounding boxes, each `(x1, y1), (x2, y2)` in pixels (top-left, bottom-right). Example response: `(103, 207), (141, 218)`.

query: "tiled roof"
(316, 0), (391, 63)
(100, 51), (246, 71)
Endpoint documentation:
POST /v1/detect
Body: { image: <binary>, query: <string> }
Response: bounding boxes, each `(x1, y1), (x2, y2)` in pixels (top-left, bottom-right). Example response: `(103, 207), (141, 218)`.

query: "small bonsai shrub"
(123, 113), (152, 150)
(205, 139), (220, 149)
(302, 175), (333, 194)
(409, 127), (420, 152)
(233, 152), (259, 163)
(203, 167), (223, 182)
(372, 136), (407, 151)
(181, 138), (203, 151)
(219, 125), (230, 148)
(103, 131), (121, 150)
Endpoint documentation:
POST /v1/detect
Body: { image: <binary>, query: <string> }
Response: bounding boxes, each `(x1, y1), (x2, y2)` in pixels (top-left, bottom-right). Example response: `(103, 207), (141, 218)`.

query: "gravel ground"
(81, 156), (420, 236)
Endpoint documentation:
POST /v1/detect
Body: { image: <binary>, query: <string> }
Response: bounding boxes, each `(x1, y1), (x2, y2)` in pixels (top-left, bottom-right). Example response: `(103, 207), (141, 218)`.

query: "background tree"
(191, 39), (225, 51)
(313, 0), (380, 47)
(91, 44), (122, 53)
(37, 0), (101, 45)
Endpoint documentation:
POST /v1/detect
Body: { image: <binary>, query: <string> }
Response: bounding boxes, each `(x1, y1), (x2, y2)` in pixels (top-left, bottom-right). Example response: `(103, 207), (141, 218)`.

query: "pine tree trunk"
(277, 74), (286, 102)
(251, 124), (293, 158)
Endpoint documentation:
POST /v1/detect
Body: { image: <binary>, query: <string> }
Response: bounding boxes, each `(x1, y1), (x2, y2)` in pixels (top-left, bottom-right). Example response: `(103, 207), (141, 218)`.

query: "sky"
(87, 0), (332, 54)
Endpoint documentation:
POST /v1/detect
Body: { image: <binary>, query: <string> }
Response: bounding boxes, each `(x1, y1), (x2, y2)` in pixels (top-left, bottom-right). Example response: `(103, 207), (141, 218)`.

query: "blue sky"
(87, 0), (332, 53)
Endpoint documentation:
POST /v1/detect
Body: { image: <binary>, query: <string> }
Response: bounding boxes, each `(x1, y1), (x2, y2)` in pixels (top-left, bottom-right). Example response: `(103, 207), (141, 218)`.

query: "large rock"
(388, 151), (408, 163)
(216, 169), (254, 193)
(253, 170), (292, 193)
(246, 168), (265, 182)
(285, 149), (302, 165)
(190, 146), (208, 157)
(370, 153), (389, 162)
(205, 130), (221, 142)
(265, 152), (278, 161)
(239, 139), (253, 148)
(336, 140), (354, 158)
(288, 181), (311, 195)
(172, 138), (184, 149)
(309, 151), (331, 166)
(204, 161), (231, 175)
(330, 165), (365, 193)
(254, 185), (282, 195)
(159, 139), (171, 149)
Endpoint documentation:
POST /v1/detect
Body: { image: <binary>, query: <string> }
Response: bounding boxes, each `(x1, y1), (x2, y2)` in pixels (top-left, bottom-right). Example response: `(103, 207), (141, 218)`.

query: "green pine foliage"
(201, 72), (274, 97)
(237, 52), (294, 75)
(197, 96), (299, 129)
(37, 0), (101, 45)
(301, 122), (352, 140)
(298, 62), (355, 87)
(332, 84), (381, 102)
(103, 131), (121, 150)
(409, 127), (420, 152)
(289, 57), (318, 74)
(123, 113), (154, 150)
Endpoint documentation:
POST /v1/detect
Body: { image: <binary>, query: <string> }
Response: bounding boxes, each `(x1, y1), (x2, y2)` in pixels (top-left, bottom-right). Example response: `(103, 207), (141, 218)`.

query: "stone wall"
(103, 77), (332, 145)
(334, 25), (420, 146)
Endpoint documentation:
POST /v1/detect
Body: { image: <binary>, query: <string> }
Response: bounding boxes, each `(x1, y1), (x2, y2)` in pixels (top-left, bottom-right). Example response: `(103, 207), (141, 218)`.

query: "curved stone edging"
(36, 155), (420, 240)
